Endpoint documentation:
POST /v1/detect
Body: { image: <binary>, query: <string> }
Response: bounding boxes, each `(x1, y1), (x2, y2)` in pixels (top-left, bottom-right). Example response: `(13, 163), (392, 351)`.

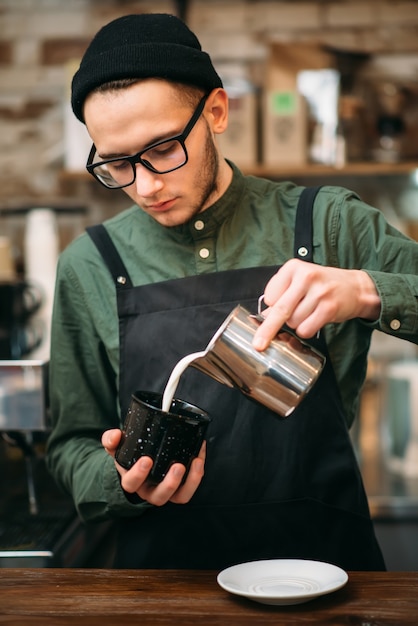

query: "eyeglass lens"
(92, 139), (187, 188)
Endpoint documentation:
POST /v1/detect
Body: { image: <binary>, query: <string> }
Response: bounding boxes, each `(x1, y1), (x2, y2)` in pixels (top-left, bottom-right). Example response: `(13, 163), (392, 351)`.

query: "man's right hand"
(102, 429), (206, 506)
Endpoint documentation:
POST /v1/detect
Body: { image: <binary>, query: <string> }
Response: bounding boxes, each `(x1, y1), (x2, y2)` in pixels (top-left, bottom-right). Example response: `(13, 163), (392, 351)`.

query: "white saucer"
(217, 559), (348, 606)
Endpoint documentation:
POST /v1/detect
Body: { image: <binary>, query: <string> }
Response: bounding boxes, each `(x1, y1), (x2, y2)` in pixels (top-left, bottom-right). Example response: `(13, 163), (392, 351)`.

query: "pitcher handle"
(256, 294), (321, 341)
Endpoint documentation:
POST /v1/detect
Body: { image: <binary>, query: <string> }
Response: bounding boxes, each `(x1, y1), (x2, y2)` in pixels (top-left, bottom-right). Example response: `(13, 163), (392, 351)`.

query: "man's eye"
(108, 160), (130, 172)
(147, 140), (178, 158)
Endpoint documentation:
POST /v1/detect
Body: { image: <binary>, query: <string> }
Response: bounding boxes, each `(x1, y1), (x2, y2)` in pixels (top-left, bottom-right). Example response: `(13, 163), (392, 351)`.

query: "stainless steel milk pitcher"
(190, 303), (326, 417)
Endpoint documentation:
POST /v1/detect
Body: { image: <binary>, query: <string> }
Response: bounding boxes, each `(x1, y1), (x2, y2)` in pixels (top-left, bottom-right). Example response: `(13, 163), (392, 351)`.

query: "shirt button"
(194, 220), (205, 231)
(199, 247), (210, 259)
(390, 319), (401, 331)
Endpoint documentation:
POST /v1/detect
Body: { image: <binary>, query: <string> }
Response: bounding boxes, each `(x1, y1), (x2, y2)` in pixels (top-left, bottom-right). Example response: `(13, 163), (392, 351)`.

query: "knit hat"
(71, 13), (223, 122)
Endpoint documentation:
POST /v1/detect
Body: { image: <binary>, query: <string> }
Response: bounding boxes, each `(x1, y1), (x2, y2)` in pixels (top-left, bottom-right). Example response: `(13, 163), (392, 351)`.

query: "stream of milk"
(162, 350), (207, 413)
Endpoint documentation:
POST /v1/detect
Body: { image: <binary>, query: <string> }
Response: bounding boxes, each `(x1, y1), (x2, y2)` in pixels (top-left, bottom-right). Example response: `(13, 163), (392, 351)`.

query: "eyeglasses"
(86, 94), (208, 189)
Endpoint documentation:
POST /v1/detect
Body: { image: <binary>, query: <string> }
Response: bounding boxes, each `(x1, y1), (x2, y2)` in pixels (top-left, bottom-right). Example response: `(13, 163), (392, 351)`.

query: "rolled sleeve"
(364, 270), (418, 339)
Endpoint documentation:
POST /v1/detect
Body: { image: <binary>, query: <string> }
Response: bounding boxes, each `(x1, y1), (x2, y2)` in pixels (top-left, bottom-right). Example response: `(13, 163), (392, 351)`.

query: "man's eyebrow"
(98, 150), (128, 159)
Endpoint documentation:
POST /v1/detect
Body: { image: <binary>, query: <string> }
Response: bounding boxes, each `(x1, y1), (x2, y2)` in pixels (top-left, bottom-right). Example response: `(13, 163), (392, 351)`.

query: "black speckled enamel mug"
(115, 390), (211, 484)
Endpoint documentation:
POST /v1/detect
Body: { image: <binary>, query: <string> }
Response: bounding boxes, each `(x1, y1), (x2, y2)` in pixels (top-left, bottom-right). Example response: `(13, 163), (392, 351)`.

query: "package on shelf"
(216, 63), (258, 168)
(64, 60), (92, 172)
(262, 43), (337, 167)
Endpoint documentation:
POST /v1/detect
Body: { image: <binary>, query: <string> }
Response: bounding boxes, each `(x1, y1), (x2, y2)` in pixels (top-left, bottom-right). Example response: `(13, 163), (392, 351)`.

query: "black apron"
(87, 187), (385, 571)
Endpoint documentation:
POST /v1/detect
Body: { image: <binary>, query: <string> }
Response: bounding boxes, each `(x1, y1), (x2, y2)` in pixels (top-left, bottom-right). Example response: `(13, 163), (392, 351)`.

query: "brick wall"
(1, 0), (418, 217)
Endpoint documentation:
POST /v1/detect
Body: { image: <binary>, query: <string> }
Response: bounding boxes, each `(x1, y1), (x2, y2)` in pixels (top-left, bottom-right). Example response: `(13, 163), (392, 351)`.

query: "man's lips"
(146, 198), (177, 212)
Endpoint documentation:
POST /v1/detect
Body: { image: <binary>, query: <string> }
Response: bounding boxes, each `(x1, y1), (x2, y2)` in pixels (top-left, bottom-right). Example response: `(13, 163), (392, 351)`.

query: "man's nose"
(134, 163), (164, 196)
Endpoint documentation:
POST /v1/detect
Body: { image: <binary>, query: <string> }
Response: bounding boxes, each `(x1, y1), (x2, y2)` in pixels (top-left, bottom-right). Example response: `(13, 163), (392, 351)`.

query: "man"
(47, 13), (418, 570)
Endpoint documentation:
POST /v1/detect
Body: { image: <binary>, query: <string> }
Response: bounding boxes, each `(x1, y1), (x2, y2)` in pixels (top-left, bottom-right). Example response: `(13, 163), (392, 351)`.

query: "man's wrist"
(358, 270), (381, 321)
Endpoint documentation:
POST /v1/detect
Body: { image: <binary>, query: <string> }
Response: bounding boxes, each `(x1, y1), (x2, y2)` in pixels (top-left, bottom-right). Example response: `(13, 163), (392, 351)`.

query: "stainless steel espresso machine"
(0, 211), (111, 567)
(0, 359), (112, 567)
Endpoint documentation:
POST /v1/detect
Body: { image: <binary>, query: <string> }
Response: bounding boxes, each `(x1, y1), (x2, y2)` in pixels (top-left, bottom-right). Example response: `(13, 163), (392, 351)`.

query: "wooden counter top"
(1, 568), (417, 625)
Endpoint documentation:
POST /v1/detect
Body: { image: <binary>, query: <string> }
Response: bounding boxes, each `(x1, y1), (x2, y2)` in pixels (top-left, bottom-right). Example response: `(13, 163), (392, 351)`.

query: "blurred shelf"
(59, 170), (90, 181)
(60, 161), (418, 183)
(242, 161), (418, 179)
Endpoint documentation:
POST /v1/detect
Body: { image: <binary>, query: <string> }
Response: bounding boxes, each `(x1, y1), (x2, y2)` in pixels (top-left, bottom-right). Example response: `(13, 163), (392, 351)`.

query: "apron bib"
(87, 188), (385, 571)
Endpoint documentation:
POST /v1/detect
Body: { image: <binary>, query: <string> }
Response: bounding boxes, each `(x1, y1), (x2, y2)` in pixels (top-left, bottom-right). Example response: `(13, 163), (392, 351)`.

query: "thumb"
(101, 429), (122, 456)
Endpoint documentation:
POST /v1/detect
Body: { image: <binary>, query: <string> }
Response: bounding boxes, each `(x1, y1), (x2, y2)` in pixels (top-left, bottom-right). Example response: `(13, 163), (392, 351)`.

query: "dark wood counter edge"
(1, 569), (418, 625)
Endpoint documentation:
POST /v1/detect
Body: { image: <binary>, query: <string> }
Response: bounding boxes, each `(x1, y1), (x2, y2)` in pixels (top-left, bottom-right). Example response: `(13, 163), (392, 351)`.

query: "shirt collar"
(173, 160), (246, 240)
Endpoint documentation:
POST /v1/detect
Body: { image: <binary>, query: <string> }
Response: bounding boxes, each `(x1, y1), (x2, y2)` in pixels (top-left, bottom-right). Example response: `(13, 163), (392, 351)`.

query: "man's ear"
(206, 88), (229, 135)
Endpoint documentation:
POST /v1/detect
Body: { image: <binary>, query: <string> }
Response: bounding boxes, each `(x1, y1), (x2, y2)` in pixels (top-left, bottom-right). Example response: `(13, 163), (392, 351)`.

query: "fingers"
(253, 261), (381, 352)
(252, 259), (346, 350)
(253, 260), (308, 350)
(136, 462), (187, 506)
(117, 455), (154, 493)
(117, 441), (207, 507)
(170, 441), (206, 504)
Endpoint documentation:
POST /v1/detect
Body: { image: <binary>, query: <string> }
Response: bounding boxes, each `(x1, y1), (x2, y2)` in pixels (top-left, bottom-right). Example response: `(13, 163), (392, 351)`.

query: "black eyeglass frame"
(86, 94), (209, 189)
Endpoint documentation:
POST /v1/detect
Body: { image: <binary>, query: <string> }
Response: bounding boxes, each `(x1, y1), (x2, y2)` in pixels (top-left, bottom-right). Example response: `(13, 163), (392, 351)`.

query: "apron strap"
(294, 186), (322, 261)
(86, 224), (133, 289)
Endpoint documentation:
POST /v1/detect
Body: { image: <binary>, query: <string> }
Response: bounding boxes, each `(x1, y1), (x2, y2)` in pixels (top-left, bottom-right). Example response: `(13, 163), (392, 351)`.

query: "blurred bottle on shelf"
(372, 82), (406, 163)
(338, 95), (367, 163)
(24, 209), (59, 361)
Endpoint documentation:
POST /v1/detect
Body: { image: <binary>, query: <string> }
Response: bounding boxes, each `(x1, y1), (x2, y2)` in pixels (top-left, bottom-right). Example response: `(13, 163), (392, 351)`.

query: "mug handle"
(23, 281), (44, 317)
(10, 319), (45, 359)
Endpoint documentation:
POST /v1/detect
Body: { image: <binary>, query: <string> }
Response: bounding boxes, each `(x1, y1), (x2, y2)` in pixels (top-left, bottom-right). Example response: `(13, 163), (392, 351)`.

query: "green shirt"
(47, 163), (418, 523)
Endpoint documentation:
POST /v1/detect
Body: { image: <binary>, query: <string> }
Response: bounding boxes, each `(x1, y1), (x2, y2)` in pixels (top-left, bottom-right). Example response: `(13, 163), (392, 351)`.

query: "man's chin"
(149, 209), (197, 228)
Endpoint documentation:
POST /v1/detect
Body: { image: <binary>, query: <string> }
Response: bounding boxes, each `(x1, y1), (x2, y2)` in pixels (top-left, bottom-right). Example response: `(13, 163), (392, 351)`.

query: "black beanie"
(71, 13), (223, 123)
